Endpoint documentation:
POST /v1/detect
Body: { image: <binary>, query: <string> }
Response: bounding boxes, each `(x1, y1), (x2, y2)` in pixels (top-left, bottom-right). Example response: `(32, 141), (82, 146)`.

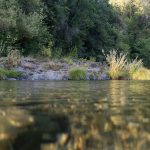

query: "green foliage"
(52, 48), (62, 59)
(69, 68), (86, 80)
(0, 68), (22, 79)
(89, 57), (96, 62)
(0, 0), (51, 55)
(0, 68), (7, 79)
(43, 0), (118, 59)
(6, 70), (22, 78)
(0, 0), (150, 68)
(67, 47), (78, 58)
(63, 57), (73, 65)
(40, 41), (53, 58)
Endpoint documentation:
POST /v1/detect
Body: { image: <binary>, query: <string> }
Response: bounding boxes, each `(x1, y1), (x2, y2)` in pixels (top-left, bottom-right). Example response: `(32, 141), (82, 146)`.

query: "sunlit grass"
(69, 67), (86, 80)
(127, 58), (143, 79)
(105, 50), (127, 79)
(131, 67), (150, 80)
(105, 49), (150, 80)
(63, 57), (73, 65)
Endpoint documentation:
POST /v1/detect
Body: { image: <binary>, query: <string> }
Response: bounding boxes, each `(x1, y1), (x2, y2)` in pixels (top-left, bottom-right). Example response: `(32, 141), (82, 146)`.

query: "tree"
(43, 0), (118, 59)
(0, 0), (50, 55)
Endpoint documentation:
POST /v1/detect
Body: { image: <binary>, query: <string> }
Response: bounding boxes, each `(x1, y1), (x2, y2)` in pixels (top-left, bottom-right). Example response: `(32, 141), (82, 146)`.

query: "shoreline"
(0, 57), (109, 81)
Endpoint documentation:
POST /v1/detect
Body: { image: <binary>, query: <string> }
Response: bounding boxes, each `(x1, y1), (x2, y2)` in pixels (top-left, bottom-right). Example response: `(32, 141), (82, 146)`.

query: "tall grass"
(69, 67), (86, 80)
(105, 49), (150, 80)
(131, 68), (150, 80)
(6, 49), (21, 67)
(105, 50), (127, 79)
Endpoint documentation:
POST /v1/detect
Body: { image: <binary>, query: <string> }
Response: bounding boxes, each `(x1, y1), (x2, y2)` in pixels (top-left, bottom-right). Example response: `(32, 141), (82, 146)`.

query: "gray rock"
(5, 57), (109, 80)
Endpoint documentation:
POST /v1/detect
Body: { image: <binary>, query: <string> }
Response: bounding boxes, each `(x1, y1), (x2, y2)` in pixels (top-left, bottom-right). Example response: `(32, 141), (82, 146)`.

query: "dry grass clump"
(105, 50), (127, 79)
(105, 49), (150, 80)
(131, 67), (150, 80)
(127, 58), (143, 78)
(6, 50), (21, 67)
(63, 57), (73, 65)
(43, 62), (63, 71)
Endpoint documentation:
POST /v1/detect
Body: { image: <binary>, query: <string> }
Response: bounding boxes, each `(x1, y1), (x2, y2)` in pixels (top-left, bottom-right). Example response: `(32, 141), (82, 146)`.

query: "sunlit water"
(0, 81), (149, 150)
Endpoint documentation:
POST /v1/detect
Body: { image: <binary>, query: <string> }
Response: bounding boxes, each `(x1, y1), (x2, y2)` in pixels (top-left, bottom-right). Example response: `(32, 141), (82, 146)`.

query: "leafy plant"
(89, 57), (96, 62)
(67, 47), (78, 58)
(41, 41), (53, 58)
(63, 57), (73, 65)
(69, 68), (86, 80)
(0, 68), (8, 79)
(52, 48), (62, 59)
(6, 70), (22, 78)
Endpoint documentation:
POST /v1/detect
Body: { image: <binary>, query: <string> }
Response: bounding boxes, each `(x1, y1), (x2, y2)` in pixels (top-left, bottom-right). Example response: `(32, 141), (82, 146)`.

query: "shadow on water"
(13, 113), (70, 150)
(0, 80), (149, 150)
(0, 107), (70, 150)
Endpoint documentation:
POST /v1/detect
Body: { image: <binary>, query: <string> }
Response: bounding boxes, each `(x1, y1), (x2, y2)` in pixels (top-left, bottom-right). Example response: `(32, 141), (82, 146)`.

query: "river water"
(0, 81), (149, 150)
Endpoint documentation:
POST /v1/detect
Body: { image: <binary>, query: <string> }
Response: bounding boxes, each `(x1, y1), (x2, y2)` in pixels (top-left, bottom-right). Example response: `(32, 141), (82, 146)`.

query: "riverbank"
(0, 57), (109, 80)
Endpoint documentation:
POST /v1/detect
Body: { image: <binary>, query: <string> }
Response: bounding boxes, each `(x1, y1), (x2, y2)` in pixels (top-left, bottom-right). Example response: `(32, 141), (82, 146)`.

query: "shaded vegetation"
(0, 0), (150, 66)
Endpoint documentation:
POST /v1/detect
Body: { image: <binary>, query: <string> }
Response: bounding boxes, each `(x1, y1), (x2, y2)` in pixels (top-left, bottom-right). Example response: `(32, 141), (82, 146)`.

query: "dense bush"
(131, 67), (150, 80)
(0, 0), (50, 55)
(69, 68), (86, 80)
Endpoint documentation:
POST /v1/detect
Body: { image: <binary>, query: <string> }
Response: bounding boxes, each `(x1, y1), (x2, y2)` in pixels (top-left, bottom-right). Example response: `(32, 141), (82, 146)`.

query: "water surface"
(0, 81), (149, 150)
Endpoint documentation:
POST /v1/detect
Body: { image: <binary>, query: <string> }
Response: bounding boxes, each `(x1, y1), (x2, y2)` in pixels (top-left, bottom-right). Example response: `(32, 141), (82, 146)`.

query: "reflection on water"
(0, 81), (150, 150)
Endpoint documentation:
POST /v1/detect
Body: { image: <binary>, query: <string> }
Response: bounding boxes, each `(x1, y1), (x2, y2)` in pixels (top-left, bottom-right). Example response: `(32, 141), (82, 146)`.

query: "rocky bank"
(1, 57), (109, 80)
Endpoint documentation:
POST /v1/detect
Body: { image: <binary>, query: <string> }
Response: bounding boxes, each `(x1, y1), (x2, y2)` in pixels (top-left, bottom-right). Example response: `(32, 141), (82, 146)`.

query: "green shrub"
(67, 47), (78, 58)
(0, 68), (22, 79)
(52, 48), (62, 59)
(41, 47), (52, 58)
(63, 57), (73, 65)
(69, 68), (86, 80)
(6, 70), (22, 78)
(0, 68), (8, 79)
(40, 41), (53, 58)
(89, 57), (96, 62)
